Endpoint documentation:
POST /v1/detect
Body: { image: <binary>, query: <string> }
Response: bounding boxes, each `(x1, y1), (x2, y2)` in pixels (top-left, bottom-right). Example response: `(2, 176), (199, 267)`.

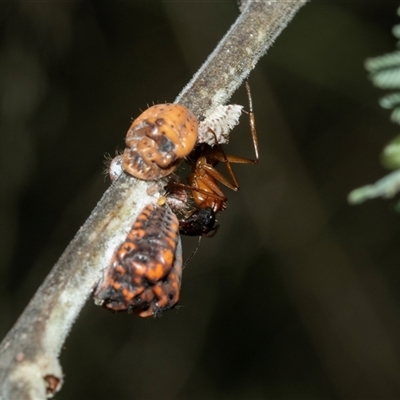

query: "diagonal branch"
(0, 1), (308, 398)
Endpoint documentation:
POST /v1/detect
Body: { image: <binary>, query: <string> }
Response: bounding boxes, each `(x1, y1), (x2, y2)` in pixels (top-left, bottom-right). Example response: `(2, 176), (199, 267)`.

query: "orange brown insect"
(94, 203), (182, 317)
(123, 103), (198, 180)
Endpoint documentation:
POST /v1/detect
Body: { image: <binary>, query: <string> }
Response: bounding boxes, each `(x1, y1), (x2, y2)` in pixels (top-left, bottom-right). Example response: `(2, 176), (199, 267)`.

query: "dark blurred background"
(1, 1), (400, 399)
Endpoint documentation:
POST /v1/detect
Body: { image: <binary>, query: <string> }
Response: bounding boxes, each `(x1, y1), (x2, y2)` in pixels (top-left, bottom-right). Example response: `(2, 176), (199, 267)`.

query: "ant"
(178, 207), (217, 237)
(176, 80), (259, 238)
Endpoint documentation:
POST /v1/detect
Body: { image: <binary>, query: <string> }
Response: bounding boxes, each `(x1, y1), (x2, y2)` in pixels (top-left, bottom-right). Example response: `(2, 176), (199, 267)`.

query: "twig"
(0, 1), (308, 398)
(176, 0), (307, 115)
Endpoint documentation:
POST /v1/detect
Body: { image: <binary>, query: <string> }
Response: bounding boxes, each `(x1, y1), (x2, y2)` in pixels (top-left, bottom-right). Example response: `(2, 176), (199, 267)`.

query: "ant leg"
(170, 182), (226, 202)
(245, 79), (259, 163)
(207, 129), (240, 190)
(204, 80), (258, 189)
(209, 150), (256, 165)
(200, 162), (238, 191)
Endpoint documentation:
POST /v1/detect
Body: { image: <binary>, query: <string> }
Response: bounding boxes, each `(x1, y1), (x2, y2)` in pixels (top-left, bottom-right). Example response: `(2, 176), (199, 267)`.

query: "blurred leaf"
(381, 134), (400, 169)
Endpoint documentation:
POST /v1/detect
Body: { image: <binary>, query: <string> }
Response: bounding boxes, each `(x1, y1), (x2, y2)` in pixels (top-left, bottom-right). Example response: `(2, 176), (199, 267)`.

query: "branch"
(0, 1), (308, 398)
(176, 0), (307, 115)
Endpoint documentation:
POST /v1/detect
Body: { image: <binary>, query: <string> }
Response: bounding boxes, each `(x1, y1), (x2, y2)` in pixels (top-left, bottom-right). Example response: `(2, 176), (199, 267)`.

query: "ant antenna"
(183, 236), (202, 269)
(245, 79), (259, 162)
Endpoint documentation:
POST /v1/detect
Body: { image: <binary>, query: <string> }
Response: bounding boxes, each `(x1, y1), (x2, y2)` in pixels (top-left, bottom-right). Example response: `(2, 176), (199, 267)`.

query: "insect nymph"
(94, 203), (182, 317)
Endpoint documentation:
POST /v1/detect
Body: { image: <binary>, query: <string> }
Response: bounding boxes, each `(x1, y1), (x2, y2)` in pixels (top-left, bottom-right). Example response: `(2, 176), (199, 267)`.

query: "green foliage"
(381, 134), (400, 169)
(349, 7), (400, 205)
(366, 9), (400, 125)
